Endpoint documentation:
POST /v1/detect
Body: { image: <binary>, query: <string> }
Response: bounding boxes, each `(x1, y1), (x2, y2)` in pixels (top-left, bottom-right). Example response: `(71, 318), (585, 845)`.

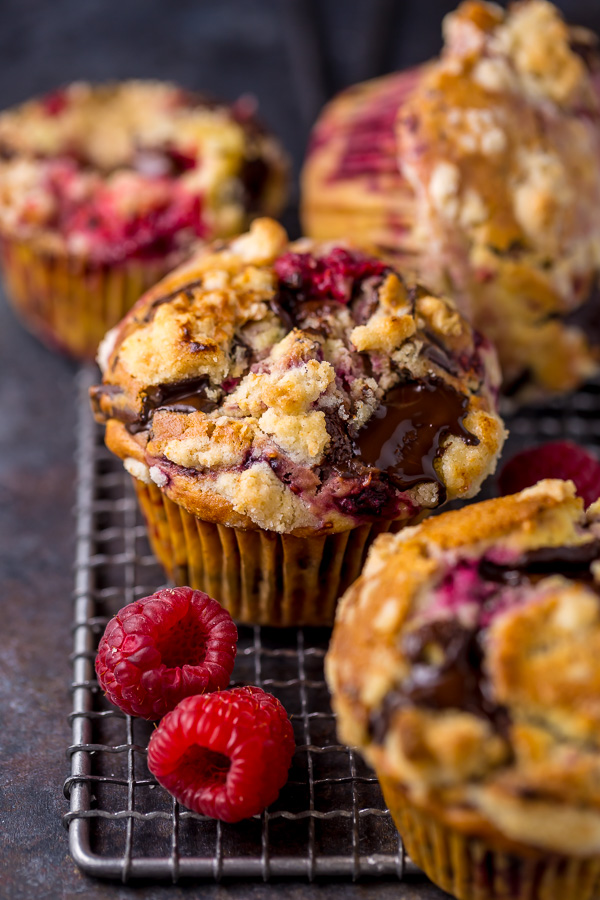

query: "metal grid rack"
(63, 367), (409, 883)
(64, 368), (600, 884)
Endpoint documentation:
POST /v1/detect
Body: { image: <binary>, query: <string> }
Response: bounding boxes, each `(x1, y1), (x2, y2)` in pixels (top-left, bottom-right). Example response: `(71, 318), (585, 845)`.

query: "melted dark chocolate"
(143, 377), (216, 415)
(480, 540), (600, 582)
(570, 29), (600, 72)
(124, 377), (217, 432)
(370, 620), (509, 743)
(355, 379), (478, 492)
(562, 281), (600, 346)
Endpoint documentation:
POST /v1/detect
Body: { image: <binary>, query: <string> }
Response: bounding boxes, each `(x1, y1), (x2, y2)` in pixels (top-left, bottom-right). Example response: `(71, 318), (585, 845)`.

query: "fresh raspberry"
(498, 441), (600, 507)
(95, 587), (237, 720)
(147, 686), (295, 822)
(41, 88), (68, 116)
(274, 247), (389, 304)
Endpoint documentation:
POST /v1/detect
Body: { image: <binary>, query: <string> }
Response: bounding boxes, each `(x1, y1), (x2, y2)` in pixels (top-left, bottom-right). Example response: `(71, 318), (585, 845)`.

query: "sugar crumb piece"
(123, 458), (151, 484)
(229, 217), (287, 264)
(351, 314), (416, 353)
(149, 466), (168, 488)
(259, 407), (330, 464)
(429, 161), (460, 220)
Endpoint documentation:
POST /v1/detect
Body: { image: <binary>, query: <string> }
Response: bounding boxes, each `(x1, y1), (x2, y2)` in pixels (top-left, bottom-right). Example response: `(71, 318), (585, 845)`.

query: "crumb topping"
(92, 218), (505, 535)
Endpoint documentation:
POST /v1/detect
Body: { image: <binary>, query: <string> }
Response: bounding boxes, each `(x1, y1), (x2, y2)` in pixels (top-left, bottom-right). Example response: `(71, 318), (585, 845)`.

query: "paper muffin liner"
(133, 478), (397, 627)
(378, 775), (600, 900)
(0, 234), (173, 360)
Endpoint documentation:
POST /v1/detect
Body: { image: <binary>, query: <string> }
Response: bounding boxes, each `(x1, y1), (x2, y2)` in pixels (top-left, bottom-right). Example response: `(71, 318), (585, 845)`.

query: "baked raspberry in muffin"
(0, 80), (288, 358)
(90, 217), (505, 626)
(327, 479), (600, 900)
(302, 1), (600, 399)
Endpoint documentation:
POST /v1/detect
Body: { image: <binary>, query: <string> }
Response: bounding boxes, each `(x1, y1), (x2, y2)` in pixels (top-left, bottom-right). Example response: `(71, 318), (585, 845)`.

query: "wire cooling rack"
(63, 366), (408, 882)
(64, 367), (600, 884)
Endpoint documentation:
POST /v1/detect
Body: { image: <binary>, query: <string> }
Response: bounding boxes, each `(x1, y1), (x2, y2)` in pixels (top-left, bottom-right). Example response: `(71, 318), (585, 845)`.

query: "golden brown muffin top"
(327, 480), (600, 855)
(0, 80), (288, 258)
(91, 218), (505, 536)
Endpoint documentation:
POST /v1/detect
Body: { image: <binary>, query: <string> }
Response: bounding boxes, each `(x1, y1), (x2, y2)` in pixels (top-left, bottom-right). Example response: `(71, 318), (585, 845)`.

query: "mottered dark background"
(1, 2), (600, 899)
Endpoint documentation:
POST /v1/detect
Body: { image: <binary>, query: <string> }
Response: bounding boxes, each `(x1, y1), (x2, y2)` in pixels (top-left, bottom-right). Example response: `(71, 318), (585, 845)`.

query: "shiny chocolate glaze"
(143, 377), (216, 414)
(125, 376), (217, 433)
(355, 378), (478, 492)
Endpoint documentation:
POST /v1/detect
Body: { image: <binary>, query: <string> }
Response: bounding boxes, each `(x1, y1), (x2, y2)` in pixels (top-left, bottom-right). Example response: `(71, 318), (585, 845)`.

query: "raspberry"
(147, 686), (295, 822)
(41, 88), (68, 116)
(498, 441), (600, 507)
(95, 587), (237, 720)
(274, 247), (388, 304)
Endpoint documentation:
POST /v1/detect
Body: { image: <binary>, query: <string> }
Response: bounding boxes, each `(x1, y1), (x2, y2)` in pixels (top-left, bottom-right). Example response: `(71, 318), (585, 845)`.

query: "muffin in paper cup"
(90, 217), (505, 626)
(326, 480), (600, 898)
(0, 80), (288, 359)
(302, 1), (600, 400)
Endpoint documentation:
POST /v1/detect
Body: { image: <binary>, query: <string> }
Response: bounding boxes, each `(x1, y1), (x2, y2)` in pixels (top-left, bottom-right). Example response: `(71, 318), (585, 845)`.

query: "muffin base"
(133, 478), (397, 627)
(0, 235), (176, 360)
(379, 776), (600, 900)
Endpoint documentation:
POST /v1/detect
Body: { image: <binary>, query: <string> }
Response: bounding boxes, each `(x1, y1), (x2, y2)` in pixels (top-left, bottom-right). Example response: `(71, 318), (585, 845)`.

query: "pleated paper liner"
(0, 235), (174, 360)
(379, 776), (600, 900)
(133, 478), (398, 627)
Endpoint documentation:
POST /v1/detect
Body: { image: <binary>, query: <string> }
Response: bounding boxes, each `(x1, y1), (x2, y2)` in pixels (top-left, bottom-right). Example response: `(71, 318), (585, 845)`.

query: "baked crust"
(91, 218), (505, 536)
(326, 480), (600, 855)
(0, 80), (288, 261)
(302, 1), (600, 398)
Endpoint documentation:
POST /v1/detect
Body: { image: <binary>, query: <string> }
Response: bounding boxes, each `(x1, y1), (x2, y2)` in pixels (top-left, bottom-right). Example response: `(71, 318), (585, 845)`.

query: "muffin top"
(91, 218), (505, 536)
(326, 480), (600, 855)
(0, 80), (287, 262)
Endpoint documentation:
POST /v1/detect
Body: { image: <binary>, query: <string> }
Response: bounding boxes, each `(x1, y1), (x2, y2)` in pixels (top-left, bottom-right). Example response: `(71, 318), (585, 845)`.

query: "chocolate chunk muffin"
(91, 217), (505, 625)
(327, 479), (600, 899)
(302, 0), (600, 399)
(0, 80), (288, 358)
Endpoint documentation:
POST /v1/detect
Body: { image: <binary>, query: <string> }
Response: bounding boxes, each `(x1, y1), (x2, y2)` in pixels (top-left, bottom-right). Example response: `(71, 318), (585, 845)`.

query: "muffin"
(326, 479), (600, 899)
(302, 0), (600, 399)
(0, 80), (288, 358)
(90, 217), (505, 626)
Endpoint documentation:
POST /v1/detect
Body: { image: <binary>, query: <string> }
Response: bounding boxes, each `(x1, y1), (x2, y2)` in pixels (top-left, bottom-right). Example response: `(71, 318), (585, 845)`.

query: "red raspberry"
(95, 587), (237, 720)
(274, 247), (388, 304)
(498, 441), (600, 507)
(147, 686), (295, 822)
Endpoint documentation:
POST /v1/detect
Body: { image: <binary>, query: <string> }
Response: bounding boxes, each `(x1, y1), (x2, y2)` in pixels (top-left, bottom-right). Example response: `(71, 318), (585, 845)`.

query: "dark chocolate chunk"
(355, 377), (478, 493)
(370, 619), (509, 743)
(480, 540), (600, 582)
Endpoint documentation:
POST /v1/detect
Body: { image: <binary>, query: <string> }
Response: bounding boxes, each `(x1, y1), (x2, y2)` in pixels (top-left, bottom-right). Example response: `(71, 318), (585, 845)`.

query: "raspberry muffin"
(90, 217), (505, 626)
(302, 1), (600, 399)
(0, 80), (288, 358)
(327, 480), (600, 899)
